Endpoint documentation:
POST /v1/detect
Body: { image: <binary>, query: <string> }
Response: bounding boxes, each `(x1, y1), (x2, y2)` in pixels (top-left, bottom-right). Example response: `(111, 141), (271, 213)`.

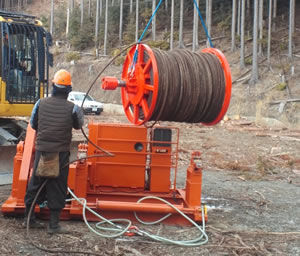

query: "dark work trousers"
(24, 150), (70, 210)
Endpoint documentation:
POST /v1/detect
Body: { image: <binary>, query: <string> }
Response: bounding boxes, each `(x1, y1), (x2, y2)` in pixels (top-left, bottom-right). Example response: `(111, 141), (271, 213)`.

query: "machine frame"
(2, 122), (207, 225)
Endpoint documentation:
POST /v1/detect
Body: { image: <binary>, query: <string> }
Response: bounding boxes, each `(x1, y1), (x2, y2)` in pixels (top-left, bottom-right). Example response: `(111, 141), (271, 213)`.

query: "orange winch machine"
(2, 44), (231, 225)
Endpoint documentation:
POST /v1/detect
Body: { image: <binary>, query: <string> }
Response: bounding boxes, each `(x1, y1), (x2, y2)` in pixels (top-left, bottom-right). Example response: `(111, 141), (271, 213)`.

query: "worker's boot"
(23, 204), (44, 229)
(47, 209), (70, 234)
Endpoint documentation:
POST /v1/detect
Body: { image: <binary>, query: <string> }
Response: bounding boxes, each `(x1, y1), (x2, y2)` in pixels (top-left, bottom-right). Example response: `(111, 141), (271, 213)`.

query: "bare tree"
(258, 0), (263, 56)
(66, 1), (70, 36)
(288, 0), (295, 61)
(272, 0), (277, 31)
(88, 0), (91, 18)
(119, 0), (123, 45)
(152, 0), (156, 40)
(291, 0), (295, 33)
(100, 0), (103, 17)
(130, 0), (133, 13)
(231, 0), (237, 51)
(240, 0), (245, 69)
(237, 0), (241, 35)
(206, 0), (212, 48)
(267, 0), (272, 67)
(250, 0), (259, 84)
(246, 0), (251, 31)
(178, 0), (185, 48)
(50, 0), (54, 35)
(70, 0), (74, 13)
(80, 0), (84, 27)
(104, 0), (108, 55)
(170, 0), (174, 50)
(95, 0), (100, 53)
(192, 0), (199, 52)
(135, 0), (139, 41)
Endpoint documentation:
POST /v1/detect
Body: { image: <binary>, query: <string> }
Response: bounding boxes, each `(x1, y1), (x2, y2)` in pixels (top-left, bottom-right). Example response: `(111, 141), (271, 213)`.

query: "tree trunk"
(291, 0), (295, 33)
(237, 0), (241, 35)
(100, 0), (103, 18)
(95, 0), (100, 51)
(130, 0), (133, 13)
(165, 0), (168, 11)
(206, 0), (212, 47)
(267, 0), (272, 67)
(192, 0), (199, 52)
(135, 0), (139, 41)
(288, 0), (295, 60)
(170, 0), (174, 50)
(104, 0), (108, 55)
(250, 0), (259, 85)
(119, 0), (123, 45)
(80, 0), (84, 27)
(178, 0), (184, 48)
(240, 0), (245, 69)
(68, 0), (72, 16)
(272, 0), (277, 31)
(258, 0), (263, 56)
(88, 0), (91, 18)
(231, 0), (237, 51)
(50, 0), (54, 35)
(70, 0), (74, 13)
(66, 3), (70, 36)
(152, 0), (156, 40)
(246, 0), (251, 32)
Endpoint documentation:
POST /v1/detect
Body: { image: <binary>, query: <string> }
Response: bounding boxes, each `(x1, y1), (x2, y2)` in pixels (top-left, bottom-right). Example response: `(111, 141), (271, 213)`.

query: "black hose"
(26, 41), (148, 254)
(26, 154), (108, 255)
(79, 41), (148, 156)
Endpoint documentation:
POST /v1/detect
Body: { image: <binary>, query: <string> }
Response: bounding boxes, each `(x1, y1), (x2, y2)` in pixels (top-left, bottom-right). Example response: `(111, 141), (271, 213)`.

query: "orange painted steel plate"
(121, 44), (159, 125)
(201, 48), (232, 126)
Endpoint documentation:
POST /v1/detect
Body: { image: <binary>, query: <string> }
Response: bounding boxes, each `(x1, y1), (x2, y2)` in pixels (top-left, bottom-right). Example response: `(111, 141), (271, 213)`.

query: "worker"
(23, 69), (84, 234)
(3, 32), (28, 97)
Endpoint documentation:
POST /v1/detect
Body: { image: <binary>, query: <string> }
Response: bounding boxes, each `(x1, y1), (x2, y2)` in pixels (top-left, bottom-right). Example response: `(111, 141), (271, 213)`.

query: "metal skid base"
(2, 123), (207, 225)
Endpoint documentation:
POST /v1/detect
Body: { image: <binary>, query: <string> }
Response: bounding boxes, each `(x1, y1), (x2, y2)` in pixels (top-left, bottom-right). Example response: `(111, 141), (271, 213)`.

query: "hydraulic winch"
(2, 44), (231, 227)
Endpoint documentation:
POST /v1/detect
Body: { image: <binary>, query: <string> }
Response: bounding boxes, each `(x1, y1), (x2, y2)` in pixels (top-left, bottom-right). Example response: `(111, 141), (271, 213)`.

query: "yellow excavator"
(0, 11), (52, 145)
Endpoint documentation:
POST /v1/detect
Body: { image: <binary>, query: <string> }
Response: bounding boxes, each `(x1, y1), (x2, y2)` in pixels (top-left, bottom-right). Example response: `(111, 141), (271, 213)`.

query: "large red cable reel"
(101, 44), (232, 126)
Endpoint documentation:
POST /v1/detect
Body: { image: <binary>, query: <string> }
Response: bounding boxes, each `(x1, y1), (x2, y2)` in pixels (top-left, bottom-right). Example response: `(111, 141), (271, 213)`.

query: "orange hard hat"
(52, 69), (72, 86)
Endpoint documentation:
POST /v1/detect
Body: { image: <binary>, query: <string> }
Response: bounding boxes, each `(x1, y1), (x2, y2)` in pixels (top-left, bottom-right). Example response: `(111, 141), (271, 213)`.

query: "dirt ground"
(1, 111), (300, 256)
(1, 3), (300, 253)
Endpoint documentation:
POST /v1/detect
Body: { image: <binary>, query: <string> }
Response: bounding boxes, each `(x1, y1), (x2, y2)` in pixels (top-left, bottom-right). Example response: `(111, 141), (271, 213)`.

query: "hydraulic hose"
(26, 41), (147, 254)
(79, 41), (148, 156)
(26, 155), (108, 255)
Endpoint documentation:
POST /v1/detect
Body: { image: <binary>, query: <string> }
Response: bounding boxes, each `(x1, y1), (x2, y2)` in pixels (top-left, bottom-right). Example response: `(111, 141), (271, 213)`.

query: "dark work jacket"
(31, 95), (83, 152)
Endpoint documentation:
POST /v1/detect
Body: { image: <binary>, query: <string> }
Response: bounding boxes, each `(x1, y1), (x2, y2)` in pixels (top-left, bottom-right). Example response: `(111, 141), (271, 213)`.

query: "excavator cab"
(0, 11), (52, 145)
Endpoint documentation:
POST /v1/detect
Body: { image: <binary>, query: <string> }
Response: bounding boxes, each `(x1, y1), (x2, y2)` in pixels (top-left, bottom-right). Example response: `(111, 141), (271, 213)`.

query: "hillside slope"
(24, 0), (300, 127)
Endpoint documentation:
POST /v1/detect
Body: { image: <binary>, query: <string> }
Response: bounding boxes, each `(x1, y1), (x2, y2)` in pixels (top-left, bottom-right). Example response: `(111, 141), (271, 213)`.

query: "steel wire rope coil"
(199, 53), (224, 123)
(193, 52), (211, 122)
(121, 44), (231, 125)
